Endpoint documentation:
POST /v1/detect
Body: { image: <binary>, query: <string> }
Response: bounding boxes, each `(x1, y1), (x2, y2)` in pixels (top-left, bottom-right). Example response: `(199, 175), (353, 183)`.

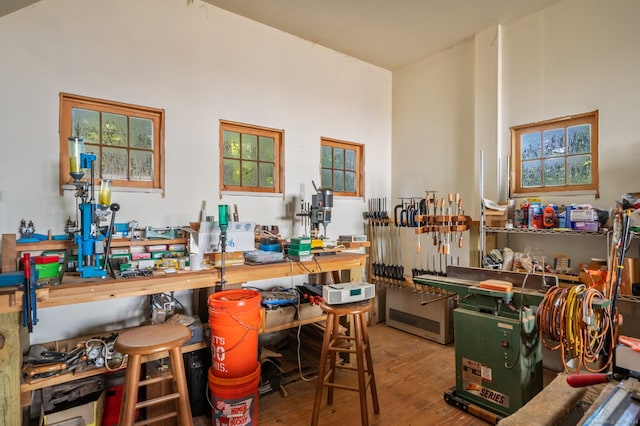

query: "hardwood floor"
(258, 323), (489, 425)
(198, 322), (506, 425)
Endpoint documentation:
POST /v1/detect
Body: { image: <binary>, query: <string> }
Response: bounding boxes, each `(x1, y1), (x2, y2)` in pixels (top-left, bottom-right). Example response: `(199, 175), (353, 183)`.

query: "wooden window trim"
(509, 110), (599, 197)
(59, 93), (165, 197)
(219, 120), (284, 196)
(320, 137), (365, 197)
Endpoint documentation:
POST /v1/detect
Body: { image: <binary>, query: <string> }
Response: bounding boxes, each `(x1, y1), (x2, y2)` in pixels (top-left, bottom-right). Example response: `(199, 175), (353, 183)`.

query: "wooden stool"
(311, 300), (379, 426)
(115, 323), (193, 426)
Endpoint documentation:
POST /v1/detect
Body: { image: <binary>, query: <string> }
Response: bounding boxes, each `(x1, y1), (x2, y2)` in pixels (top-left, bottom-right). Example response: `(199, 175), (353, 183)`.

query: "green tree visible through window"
(59, 93), (165, 196)
(220, 120), (283, 194)
(320, 138), (364, 197)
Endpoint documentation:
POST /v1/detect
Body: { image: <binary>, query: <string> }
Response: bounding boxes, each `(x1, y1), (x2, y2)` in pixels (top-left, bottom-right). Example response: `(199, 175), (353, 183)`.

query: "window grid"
(320, 138), (364, 197)
(510, 111), (598, 196)
(59, 93), (164, 196)
(220, 120), (283, 194)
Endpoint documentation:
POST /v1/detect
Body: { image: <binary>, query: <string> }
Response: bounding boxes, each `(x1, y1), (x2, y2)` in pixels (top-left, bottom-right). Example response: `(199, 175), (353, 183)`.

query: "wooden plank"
(1, 234), (17, 272)
(9, 237), (187, 252)
(0, 312), (20, 424)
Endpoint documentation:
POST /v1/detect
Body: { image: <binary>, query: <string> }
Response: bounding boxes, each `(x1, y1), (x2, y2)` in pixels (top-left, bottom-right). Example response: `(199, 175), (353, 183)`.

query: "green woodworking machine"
(415, 266), (556, 423)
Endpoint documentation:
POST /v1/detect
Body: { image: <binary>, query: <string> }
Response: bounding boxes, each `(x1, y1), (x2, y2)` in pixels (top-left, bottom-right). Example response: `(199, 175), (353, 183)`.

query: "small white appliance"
(322, 282), (375, 305)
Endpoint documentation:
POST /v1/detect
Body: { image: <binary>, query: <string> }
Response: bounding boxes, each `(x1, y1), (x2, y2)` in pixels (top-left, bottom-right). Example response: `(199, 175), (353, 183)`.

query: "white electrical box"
(322, 282), (375, 305)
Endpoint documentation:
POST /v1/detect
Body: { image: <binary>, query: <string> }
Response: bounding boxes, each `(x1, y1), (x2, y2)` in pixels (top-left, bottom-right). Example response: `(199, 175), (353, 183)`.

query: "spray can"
(530, 205), (543, 229)
(520, 201), (530, 228)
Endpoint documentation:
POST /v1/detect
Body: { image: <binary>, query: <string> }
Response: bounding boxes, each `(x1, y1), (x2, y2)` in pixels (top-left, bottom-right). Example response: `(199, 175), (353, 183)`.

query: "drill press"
(297, 181), (333, 242)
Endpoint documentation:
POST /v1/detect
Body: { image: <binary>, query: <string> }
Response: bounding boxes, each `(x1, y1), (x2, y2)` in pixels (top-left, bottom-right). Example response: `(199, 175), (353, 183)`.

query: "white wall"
(498, 0), (640, 265)
(501, 0), (640, 208)
(391, 38), (476, 271)
(0, 0), (391, 342)
(391, 0), (640, 274)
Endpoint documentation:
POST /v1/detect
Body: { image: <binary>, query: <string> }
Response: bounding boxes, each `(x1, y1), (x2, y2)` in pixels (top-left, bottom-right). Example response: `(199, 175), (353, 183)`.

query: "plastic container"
(208, 289), (261, 378)
(208, 364), (260, 426)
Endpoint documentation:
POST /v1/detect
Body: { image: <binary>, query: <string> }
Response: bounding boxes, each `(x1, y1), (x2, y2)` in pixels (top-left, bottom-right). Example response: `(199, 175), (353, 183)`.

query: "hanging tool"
(21, 253), (38, 332)
(458, 197), (464, 248)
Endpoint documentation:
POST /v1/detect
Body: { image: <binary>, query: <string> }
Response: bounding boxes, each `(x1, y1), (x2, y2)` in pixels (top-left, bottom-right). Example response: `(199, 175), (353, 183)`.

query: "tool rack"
(0, 233), (367, 424)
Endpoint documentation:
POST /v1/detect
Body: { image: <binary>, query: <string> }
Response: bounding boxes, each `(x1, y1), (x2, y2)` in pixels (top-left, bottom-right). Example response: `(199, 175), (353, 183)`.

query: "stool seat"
(115, 323), (192, 355)
(320, 300), (372, 316)
(116, 323), (193, 426)
(312, 299), (379, 426)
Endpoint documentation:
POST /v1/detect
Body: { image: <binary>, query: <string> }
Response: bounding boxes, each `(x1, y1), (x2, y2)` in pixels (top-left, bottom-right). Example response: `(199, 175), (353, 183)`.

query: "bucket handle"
(213, 313), (260, 356)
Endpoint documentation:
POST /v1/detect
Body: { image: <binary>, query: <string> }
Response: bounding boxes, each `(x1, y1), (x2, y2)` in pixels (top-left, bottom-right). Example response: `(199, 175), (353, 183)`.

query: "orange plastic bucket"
(208, 289), (261, 378)
(208, 364), (260, 426)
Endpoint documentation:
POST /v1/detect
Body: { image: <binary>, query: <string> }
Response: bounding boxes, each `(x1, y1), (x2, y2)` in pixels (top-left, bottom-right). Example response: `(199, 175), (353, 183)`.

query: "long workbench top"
(0, 252), (367, 313)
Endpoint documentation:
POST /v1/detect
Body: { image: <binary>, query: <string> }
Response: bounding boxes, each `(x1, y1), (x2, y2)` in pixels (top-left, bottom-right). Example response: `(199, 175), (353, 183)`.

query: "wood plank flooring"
(197, 322), (526, 425)
(259, 323), (489, 425)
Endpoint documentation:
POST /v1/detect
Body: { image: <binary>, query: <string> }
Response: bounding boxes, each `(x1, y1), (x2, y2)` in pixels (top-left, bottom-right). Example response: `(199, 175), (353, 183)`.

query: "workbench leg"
(0, 311), (21, 425)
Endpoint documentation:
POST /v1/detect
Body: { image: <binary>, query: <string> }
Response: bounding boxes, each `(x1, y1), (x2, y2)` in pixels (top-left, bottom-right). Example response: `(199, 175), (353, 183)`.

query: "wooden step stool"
(311, 300), (379, 426)
(115, 323), (193, 426)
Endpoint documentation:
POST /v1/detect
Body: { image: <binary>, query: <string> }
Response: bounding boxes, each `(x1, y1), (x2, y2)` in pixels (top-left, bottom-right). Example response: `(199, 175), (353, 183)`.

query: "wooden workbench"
(0, 235), (366, 424)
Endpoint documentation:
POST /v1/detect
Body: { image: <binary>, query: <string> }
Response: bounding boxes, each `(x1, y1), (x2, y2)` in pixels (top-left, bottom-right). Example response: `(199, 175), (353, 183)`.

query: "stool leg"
(312, 312), (335, 426)
(354, 313), (369, 426)
(120, 354), (142, 426)
(169, 346), (193, 425)
(326, 312), (341, 405)
(361, 312), (379, 414)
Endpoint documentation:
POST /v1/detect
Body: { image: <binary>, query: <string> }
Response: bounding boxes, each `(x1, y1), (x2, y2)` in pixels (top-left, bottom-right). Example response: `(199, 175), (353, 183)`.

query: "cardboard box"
(572, 221), (599, 231)
(484, 208), (507, 227)
(188, 221), (256, 254)
(297, 303), (325, 321)
(262, 305), (296, 330)
(43, 391), (105, 426)
(569, 208), (597, 222)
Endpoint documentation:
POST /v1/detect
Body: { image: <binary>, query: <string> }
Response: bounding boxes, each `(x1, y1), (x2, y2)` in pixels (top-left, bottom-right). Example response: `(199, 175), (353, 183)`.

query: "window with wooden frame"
(320, 138), (364, 197)
(220, 120), (284, 194)
(510, 110), (599, 197)
(59, 93), (165, 196)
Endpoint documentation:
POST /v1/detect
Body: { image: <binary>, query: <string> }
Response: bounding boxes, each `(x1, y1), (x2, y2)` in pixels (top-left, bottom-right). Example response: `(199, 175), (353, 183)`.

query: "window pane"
(321, 169), (332, 188)
(333, 148), (344, 169)
(223, 131), (240, 158)
(130, 117), (153, 150)
(345, 149), (356, 171)
(72, 108), (100, 143)
(102, 113), (127, 147)
(223, 159), (240, 185)
(345, 171), (356, 192)
(242, 134), (258, 160)
(102, 147), (128, 180)
(321, 146), (332, 168)
(568, 155), (592, 185)
(543, 129), (565, 158)
(543, 158), (565, 186)
(521, 132), (541, 160)
(333, 170), (344, 191)
(567, 124), (591, 154)
(259, 163), (274, 188)
(259, 136), (274, 161)
(130, 150), (153, 181)
(521, 160), (542, 187)
(242, 161), (258, 186)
